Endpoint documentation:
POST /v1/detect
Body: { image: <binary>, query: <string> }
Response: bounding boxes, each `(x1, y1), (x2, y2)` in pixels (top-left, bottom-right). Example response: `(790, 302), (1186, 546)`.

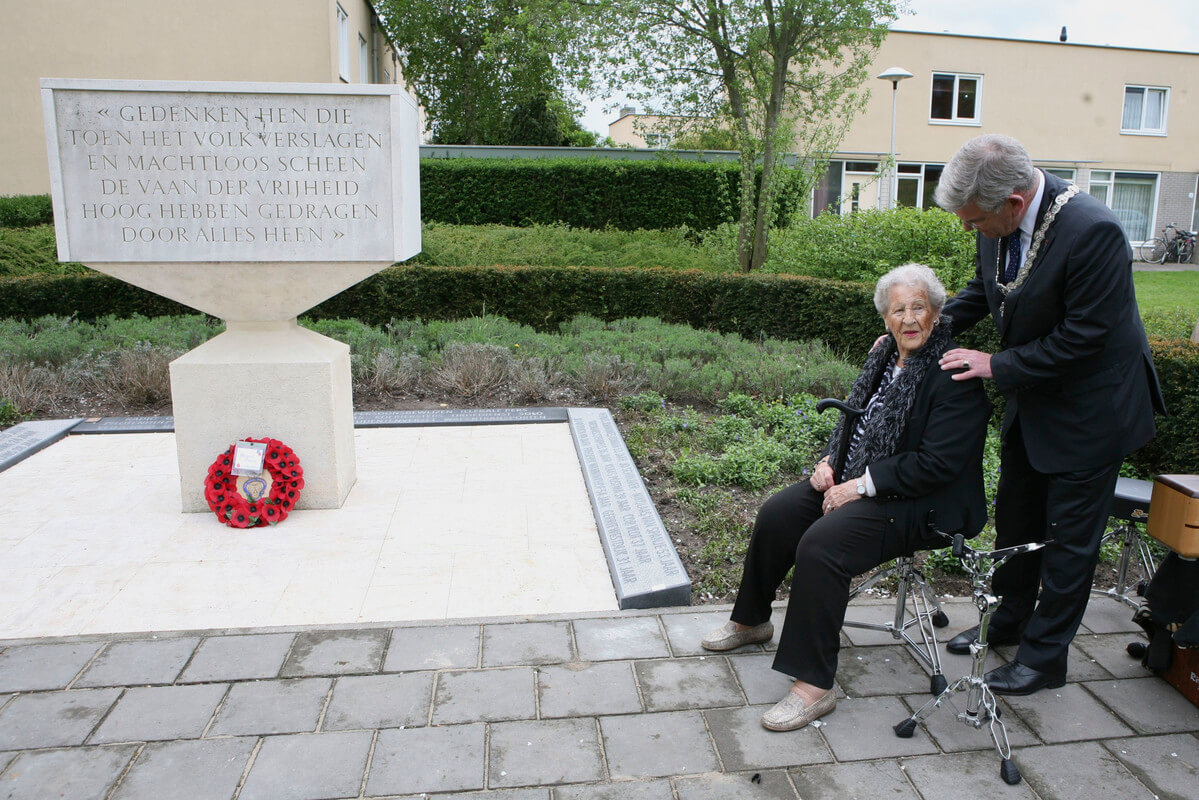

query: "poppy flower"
(261, 504), (282, 524)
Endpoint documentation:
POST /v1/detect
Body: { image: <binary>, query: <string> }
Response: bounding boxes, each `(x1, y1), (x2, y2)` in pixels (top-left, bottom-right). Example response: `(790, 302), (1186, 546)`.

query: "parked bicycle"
(1139, 223), (1195, 264)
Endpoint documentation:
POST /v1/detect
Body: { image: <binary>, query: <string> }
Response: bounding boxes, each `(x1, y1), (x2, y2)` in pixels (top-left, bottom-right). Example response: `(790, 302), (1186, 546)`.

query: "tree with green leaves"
(577, 1), (895, 270)
(377, 1), (590, 145)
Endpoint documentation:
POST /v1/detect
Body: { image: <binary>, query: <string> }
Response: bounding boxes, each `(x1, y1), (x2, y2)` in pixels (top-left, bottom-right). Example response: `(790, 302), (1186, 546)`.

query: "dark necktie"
(1004, 231), (1023, 284)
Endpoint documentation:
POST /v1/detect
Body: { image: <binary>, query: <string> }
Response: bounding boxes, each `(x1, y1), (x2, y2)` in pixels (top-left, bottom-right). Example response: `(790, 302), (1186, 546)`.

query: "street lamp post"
(877, 66), (914, 209)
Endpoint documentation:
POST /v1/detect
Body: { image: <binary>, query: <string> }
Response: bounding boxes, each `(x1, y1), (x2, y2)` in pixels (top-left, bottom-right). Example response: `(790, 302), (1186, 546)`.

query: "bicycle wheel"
(1139, 238), (1168, 264)
(1177, 239), (1194, 263)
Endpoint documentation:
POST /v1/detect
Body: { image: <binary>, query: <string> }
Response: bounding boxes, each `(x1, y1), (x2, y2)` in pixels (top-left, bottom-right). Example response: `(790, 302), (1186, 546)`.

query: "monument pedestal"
(170, 320), (356, 512)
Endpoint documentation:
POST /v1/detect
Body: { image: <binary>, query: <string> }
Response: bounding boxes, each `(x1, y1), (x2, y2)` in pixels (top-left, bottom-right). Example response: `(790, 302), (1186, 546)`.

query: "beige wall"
(843, 31), (1198, 172)
(608, 113), (705, 149)
(1, 0), (399, 195)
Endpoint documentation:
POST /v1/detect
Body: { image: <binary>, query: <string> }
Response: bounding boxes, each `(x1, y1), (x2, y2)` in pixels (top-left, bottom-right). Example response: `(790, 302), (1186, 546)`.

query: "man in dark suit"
(934, 134), (1165, 695)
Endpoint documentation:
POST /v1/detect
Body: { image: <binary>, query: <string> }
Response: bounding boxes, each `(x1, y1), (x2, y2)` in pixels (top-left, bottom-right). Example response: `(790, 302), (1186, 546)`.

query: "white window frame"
(359, 34), (369, 84)
(337, 4), (350, 83)
(929, 72), (982, 126)
(1121, 85), (1169, 136)
(1088, 169), (1160, 244)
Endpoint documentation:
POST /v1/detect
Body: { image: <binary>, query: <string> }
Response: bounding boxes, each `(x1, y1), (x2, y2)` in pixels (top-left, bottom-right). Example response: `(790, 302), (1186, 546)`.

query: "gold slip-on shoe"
(700, 620), (774, 651)
(760, 689), (836, 732)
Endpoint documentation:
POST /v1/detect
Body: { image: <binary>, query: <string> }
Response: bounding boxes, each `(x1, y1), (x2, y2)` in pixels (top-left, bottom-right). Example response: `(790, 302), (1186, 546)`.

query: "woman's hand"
(809, 459), (835, 493)
(821, 480), (861, 514)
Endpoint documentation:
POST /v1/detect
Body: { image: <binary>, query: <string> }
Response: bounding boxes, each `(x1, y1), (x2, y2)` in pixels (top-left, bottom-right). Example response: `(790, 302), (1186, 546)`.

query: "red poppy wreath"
(203, 437), (304, 528)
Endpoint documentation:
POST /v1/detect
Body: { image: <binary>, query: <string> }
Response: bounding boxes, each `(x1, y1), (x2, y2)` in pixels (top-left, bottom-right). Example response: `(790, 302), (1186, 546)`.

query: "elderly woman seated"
(702, 263), (991, 731)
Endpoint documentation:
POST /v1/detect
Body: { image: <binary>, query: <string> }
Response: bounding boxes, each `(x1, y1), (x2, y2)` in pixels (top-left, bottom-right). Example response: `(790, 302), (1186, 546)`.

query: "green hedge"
(419, 158), (804, 230)
(5, 159), (803, 233)
(0, 195), (53, 228)
(0, 265), (1194, 474)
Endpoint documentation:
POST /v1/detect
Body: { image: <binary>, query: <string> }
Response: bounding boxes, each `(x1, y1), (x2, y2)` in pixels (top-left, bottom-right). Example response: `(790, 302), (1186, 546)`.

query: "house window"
(1089, 170), (1158, 242)
(1122, 86), (1168, 135)
(930, 73), (981, 124)
(1044, 168), (1075, 182)
(644, 132), (671, 148)
(359, 34), (369, 83)
(337, 4), (350, 82)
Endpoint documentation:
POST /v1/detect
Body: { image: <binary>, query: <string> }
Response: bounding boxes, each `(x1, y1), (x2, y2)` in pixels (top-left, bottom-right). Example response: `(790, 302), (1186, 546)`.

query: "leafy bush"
(758, 207), (976, 291)
(0, 226), (90, 277)
(420, 157), (805, 231)
(0, 195), (53, 228)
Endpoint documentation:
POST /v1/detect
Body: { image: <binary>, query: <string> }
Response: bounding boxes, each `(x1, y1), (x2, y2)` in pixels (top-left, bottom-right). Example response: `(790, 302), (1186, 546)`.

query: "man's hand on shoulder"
(939, 348), (992, 380)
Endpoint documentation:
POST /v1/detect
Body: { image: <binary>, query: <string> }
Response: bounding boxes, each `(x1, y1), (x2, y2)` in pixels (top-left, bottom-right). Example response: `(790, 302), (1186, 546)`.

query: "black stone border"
(567, 408), (691, 609)
(0, 418), (84, 473)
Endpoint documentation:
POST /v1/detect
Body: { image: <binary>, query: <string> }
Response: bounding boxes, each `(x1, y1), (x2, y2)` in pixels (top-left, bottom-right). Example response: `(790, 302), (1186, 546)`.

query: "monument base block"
(170, 319), (356, 512)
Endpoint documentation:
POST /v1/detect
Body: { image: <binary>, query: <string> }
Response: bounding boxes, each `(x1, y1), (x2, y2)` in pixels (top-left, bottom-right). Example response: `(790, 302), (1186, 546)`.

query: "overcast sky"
(579, 1), (1197, 136)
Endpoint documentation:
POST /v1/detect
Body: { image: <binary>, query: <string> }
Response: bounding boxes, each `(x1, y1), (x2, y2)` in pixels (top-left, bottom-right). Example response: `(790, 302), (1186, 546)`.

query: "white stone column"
(170, 320), (355, 511)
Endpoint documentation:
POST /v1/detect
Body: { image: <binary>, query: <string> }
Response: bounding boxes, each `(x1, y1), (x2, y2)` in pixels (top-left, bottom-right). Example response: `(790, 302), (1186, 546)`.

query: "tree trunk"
(1191, 314), (1199, 343)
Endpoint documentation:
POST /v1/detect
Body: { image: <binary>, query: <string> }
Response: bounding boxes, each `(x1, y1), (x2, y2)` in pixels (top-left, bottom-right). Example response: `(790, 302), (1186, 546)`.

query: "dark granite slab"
(567, 408), (690, 609)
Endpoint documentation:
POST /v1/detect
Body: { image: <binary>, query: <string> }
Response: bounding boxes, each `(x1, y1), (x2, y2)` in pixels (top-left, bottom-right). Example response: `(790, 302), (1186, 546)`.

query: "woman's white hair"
(873, 263), (947, 316)
(934, 134), (1037, 213)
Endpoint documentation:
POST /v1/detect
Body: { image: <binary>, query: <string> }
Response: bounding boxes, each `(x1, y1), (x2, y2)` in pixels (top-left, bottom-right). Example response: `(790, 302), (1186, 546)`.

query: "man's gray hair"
(934, 134), (1037, 213)
(874, 263), (947, 315)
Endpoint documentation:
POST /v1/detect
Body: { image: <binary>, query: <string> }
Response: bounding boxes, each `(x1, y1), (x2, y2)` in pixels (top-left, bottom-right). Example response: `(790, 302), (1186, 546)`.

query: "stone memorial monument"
(41, 79), (421, 510)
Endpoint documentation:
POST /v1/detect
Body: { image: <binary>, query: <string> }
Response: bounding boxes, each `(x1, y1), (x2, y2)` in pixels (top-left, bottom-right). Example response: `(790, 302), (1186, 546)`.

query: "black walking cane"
(815, 398), (866, 483)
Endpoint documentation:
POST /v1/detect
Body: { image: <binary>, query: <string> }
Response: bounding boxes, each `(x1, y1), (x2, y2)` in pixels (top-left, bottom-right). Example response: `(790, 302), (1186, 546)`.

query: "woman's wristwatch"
(855, 477), (866, 496)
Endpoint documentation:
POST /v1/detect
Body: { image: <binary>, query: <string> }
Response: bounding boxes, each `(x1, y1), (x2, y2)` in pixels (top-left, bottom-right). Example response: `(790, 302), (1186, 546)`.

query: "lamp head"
(877, 67), (914, 87)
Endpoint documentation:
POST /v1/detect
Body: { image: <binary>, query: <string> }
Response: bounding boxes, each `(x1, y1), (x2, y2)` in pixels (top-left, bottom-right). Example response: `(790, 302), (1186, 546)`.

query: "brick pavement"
(0, 597), (1196, 799)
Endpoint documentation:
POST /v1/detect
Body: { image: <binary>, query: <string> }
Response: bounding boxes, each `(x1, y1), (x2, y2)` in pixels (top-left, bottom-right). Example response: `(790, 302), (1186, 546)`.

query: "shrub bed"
(1, 265), (1194, 475)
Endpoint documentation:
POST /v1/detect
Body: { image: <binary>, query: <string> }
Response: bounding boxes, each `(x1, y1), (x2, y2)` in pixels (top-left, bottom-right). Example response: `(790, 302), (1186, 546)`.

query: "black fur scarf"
(825, 315), (953, 482)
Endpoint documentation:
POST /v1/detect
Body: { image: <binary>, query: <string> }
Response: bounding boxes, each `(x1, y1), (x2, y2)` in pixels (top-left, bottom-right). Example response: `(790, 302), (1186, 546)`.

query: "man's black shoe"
(984, 660), (1066, 696)
(945, 625), (1020, 654)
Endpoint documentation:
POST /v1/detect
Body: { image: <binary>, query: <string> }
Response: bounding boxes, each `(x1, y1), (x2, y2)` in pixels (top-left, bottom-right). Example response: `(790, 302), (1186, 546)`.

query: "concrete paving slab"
(660, 610), (758, 657)
(789, 759), (921, 800)
(1103, 733), (1199, 800)
(482, 621), (574, 667)
(727, 653), (796, 706)
(488, 718), (605, 787)
(178, 632), (294, 682)
(1073, 633), (1154, 680)
(109, 737), (257, 800)
(817, 697), (939, 761)
(1014, 741), (1157, 800)
(900, 750), (1040, 799)
(1080, 597), (1142, 634)
(0, 745), (136, 800)
(0, 641), (102, 692)
(90, 683), (227, 743)
(384, 624), (480, 672)
(74, 637), (199, 687)
(703, 705), (834, 770)
(1063, 641), (1118, 681)
(537, 661), (641, 718)
(0, 688), (121, 750)
(836, 645), (930, 698)
(280, 629), (389, 676)
(573, 617), (670, 661)
(406, 790), (549, 800)
(366, 723), (486, 796)
(554, 779), (674, 799)
(238, 730), (373, 800)
(899, 693), (1038, 753)
(322, 672), (433, 730)
(673, 769), (799, 799)
(600, 710), (719, 779)
(1084, 677), (1199, 734)
(1001, 683), (1135, 742)
(633, 657), (743, 712)
(432, 667), (536, 724)
(208, 677), (330, 736)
